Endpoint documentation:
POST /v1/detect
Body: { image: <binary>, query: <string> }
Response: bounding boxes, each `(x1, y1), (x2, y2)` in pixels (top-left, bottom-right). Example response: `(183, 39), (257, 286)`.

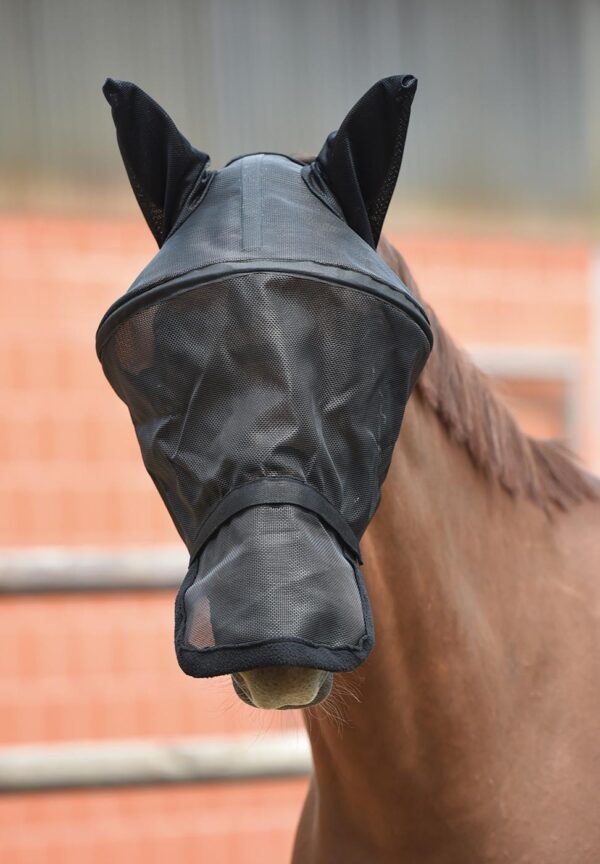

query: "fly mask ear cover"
(96, 76), (433, 678)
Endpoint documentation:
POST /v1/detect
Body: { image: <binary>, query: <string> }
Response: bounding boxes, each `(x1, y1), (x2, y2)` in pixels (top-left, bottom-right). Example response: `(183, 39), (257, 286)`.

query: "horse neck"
(301, 389), (555, 854)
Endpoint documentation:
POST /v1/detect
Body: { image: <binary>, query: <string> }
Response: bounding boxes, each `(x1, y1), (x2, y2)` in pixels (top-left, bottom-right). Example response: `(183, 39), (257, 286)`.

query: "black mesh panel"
(184, 504), (365, 650)
(101, 271), (430, 549)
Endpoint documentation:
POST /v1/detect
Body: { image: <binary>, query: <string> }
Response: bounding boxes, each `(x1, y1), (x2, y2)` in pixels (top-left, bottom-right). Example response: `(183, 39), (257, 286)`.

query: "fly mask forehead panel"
(97, 76), (433, 678)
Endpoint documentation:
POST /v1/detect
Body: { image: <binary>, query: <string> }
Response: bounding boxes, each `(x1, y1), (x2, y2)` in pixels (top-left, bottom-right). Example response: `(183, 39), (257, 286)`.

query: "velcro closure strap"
(188, 477), (362, 564)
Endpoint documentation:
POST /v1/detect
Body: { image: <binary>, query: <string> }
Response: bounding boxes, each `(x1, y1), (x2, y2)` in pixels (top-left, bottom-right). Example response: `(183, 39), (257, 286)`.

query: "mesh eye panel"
(183, 504), (365, 651)
(101, 271), (430, 550)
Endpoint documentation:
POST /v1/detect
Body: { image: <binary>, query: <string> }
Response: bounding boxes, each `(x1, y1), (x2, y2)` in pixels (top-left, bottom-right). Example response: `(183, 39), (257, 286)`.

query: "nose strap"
(188, 476), (363, 564)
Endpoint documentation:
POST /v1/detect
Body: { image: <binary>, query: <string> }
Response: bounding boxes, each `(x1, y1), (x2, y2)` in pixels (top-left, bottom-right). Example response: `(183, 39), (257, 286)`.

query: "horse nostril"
(232, 668), (332, 710)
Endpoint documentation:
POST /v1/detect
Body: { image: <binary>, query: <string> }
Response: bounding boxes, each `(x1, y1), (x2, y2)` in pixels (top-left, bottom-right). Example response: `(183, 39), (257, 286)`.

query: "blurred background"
(1, 1), (599, 861)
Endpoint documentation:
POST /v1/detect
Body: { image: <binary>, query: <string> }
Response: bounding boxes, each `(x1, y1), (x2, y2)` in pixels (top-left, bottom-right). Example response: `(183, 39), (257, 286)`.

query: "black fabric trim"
(177, 635), (371, 677)
(241, 157), (264, 251)
(164, 171), (216, 243)
(96, 260), (433, 355)
(188, 477), (362, 564)
(300, 163), (345, 221)
(174, 552), (375, 678)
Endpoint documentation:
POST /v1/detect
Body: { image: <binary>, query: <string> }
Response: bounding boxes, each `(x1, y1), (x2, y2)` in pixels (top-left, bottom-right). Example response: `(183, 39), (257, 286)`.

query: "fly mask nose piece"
(97, 76), (433, 678)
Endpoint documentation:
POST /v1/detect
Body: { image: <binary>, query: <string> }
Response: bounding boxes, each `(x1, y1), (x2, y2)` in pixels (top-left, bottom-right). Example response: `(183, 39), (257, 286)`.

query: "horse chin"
(231, 667), (333, 710)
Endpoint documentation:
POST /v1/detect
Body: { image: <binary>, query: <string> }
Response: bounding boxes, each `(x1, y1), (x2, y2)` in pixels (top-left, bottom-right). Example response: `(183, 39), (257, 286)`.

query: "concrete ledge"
(0, 732), (311, 793)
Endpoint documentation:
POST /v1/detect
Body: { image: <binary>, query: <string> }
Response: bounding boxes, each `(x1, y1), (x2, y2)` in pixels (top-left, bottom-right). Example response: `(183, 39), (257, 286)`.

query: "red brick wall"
(1, 216), (597, 863)
(0, 781), (307, 863)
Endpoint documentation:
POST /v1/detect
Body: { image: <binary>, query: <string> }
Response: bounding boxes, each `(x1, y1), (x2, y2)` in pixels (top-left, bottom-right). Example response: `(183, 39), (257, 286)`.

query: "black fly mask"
(97, 76), (433, 678)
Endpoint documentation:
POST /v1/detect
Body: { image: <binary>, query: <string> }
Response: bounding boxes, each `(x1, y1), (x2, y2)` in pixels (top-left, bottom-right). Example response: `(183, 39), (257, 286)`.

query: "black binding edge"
(187, 476), (363, 565)
(96, 260), (433, 355)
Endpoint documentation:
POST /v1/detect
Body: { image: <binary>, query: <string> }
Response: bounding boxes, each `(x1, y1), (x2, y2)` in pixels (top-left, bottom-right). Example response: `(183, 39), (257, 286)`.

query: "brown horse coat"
(293, 238), (600, 864)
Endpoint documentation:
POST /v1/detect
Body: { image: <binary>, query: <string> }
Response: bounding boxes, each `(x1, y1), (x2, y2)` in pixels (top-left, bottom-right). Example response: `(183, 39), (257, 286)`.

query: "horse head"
(97, 76), (432, 710)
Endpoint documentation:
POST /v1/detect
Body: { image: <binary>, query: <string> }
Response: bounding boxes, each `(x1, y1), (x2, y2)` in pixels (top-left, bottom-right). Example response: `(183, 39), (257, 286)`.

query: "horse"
(100, 76), (600, 862)
(287, 237), (600, 862)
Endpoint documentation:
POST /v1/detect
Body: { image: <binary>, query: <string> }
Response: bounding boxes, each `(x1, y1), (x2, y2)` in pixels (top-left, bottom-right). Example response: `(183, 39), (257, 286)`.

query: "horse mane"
(378, 235), (599, 511)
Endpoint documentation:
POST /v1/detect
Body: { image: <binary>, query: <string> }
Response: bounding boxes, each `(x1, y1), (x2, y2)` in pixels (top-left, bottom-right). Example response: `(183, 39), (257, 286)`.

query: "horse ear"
(103, 78), (211, 247)
(309, 75), (417, 249)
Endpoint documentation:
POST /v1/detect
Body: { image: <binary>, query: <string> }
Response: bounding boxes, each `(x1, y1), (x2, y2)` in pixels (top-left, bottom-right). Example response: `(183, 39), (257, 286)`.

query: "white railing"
(0, 732), (311, 793)
(0, 547), (187, 594)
